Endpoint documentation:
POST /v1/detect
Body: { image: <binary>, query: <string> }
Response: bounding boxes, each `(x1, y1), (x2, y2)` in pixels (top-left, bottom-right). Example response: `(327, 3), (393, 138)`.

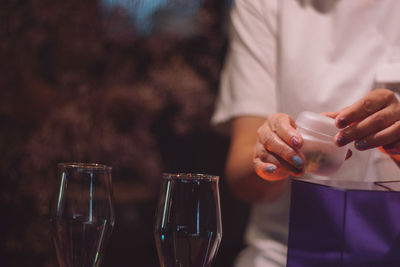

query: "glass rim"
(58, 162), (112, 171)
(162, 173), (218, 181)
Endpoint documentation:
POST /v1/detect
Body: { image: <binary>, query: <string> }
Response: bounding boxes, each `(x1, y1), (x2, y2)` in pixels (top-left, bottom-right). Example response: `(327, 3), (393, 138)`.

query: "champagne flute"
(50, 163), (115, 267)
(154, 173), (222, 267)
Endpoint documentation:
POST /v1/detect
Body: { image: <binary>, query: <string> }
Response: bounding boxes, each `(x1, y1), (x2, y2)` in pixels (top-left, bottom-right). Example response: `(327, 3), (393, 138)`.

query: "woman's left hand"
(333, 89), (400, 155)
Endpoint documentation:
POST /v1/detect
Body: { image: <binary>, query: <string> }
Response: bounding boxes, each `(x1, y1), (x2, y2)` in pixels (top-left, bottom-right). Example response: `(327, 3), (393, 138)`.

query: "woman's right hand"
(253, 113), (305, 181)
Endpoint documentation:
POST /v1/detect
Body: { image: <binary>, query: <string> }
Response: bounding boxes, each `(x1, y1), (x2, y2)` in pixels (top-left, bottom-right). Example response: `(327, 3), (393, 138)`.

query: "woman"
(212, 0), (400, 266)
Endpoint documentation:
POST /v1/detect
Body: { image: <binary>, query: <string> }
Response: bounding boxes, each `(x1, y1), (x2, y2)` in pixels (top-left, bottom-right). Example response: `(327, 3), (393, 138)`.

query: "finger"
(254, 142), (282, 164)
(257, 127), (305, 170)
(335, 89), (397, 129)
(335, 106), (400, 147)
(254, 157), (286, 181)
(269, 114), (303, 149)
(254, 142), (304, 176)
(253, 155), (304, 181)
(258, 114), (304, 169)
(321, 111), (339, 119)
(351, 120), (400, 151)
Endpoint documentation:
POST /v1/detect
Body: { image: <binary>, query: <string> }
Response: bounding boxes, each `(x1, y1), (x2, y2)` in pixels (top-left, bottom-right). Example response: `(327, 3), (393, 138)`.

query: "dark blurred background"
(0, 0), (250, 266)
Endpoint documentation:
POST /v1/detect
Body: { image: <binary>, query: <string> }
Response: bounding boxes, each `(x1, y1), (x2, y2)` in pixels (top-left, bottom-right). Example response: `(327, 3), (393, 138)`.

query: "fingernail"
(355, 140), (368, 150)
(336, 134), (347, 147)
(292, 155), (303, 168)
(266, 166), (276, 173)
(337, 117), (347, 128)
(292, 136), (300, 148)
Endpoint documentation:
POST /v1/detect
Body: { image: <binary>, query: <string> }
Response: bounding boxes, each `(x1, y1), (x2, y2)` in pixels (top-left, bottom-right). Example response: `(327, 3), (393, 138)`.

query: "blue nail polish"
(266, 166), (276, 173)
(355, 140), (368, 150)
(292, 155), (303, 168)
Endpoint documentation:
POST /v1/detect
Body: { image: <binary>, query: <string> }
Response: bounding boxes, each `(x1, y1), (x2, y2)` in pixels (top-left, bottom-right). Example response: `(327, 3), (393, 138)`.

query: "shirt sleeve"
(211, 0), (279, 127)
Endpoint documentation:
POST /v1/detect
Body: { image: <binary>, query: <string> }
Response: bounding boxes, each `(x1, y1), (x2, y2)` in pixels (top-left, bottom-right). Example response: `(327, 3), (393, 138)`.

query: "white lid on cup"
(295, 111), (339, 137)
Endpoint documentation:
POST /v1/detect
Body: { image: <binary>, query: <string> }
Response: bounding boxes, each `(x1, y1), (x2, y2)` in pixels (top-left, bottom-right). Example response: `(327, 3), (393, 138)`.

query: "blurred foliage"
(0, 0), (231, 266)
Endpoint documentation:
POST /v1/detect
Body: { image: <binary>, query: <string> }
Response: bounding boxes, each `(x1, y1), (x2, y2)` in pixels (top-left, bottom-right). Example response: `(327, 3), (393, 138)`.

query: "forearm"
(225, 116), (288, 203)
(225, 143), (288, 203)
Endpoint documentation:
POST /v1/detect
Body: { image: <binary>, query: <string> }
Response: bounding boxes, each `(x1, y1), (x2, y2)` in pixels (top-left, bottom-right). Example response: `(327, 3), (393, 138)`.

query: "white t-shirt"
(212, 0), (400, 266)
